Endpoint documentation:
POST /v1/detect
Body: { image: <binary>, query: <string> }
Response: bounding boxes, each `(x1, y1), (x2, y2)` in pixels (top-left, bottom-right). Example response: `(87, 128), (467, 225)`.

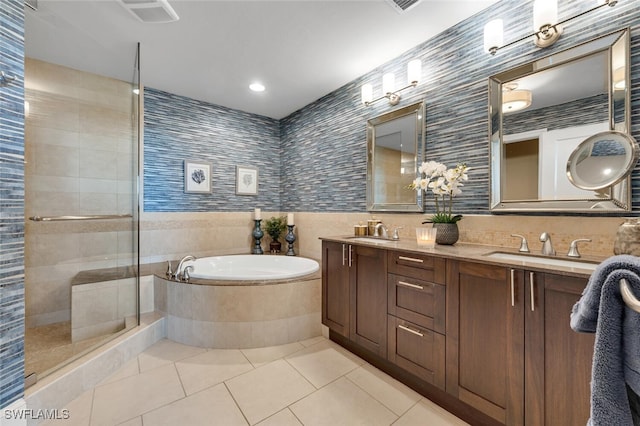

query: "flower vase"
(434, 223), (459, 245)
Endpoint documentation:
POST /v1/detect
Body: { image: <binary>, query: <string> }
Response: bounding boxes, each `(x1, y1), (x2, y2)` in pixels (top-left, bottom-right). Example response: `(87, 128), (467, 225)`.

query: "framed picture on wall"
(184, 160), (212, 193)
(236, 165), (258, 195)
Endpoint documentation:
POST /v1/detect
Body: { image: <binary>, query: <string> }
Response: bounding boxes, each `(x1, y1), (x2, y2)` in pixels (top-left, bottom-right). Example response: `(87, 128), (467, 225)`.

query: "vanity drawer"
(388, 273), (445, 333)
(387, 315), (445, 389)
(388, 250), (445, 283)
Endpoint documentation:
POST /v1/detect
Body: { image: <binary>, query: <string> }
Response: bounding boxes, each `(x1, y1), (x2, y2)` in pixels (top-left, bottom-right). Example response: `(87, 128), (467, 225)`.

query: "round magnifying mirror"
(566, 131), (639, 191)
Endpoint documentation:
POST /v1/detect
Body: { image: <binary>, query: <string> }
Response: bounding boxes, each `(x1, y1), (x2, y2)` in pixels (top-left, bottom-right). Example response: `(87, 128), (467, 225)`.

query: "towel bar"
(620, 278), (640, 314)
(29, 214), (133, 222)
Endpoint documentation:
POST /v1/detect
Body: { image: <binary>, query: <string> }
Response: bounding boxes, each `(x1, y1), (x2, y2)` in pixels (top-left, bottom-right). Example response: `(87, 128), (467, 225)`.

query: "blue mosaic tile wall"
(144, 1), (639, 215)
(280, 0), (640, 214)
(144, 88), (281, 212)
(0, 0), (25, 407)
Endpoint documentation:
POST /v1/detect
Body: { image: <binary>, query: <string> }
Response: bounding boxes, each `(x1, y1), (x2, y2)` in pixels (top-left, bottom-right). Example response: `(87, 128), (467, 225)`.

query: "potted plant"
(411, 160), (470, 245)
(264, 216), (287, 253)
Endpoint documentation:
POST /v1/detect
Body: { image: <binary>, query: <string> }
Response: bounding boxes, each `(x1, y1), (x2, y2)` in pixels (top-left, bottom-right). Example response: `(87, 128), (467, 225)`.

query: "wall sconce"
(484, 0), (618, 55)
(362, 59), (421, 106)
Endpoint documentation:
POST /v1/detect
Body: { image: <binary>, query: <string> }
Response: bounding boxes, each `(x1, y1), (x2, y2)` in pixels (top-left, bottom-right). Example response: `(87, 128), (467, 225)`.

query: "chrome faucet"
(539, 232), (556, 256)
(567, 238), (592, 258)
(374, 223), (389, 239)
(174, 255), (196, 281)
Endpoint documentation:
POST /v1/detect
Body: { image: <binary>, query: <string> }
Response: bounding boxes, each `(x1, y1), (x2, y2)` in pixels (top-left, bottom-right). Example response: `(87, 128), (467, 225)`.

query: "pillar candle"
(287, 213), (294, 225)
(254, 208), (261, 220)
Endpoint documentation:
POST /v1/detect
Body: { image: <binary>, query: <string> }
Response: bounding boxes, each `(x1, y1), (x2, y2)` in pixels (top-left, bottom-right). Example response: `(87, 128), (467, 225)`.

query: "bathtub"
(184, 255), (319, 280)
(155, 255), (322, 349)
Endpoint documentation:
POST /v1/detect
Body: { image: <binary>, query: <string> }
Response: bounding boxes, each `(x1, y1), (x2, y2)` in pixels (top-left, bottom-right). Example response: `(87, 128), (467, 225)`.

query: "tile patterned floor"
(43, 337), (469, 426)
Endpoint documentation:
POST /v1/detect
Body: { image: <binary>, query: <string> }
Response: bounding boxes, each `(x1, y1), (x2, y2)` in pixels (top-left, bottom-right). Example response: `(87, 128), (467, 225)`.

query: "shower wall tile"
(24, 57), (137, 328)
(0, 0), (25, 407)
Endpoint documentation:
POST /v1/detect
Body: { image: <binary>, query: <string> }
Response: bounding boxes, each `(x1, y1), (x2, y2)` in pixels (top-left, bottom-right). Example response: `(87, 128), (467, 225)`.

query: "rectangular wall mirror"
(367, 101), (425, 212)
(489, 28), (630, 212)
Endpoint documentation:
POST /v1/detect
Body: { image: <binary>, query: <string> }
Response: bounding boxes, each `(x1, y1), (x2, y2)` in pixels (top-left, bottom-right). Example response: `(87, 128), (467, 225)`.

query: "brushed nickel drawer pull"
(398, 281), (424, 290)
(510, 269), (515, 307)
(342, 244), (346, 266)
(530, 271), (535, 312)
(398, 256), (424, 264)
(348, 245), (353, 267)
(398, 324), (424, 337)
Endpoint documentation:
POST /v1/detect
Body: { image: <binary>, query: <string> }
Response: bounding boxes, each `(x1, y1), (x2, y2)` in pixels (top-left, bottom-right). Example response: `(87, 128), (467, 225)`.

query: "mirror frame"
(489, 28), (631, 213)
(366, 101), (425, 212)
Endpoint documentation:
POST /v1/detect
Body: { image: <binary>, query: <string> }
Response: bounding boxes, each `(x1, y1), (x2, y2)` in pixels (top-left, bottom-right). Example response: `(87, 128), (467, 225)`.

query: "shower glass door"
(22, 44), (140, 382)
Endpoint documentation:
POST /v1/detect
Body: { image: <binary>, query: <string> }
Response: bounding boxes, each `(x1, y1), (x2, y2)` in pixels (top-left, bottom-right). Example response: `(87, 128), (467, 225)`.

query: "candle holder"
(252, 219), (264, 254)
(285, 225), (296, 256)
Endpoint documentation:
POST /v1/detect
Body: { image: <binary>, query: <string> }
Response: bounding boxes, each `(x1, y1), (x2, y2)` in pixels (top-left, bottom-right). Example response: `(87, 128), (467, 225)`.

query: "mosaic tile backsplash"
(0, 0), (25, 408)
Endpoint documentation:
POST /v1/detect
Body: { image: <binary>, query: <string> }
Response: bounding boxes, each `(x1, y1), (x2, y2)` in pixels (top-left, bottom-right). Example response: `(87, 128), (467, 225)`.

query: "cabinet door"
(350, 245), (387, 356)
(525, 272), (594, 425)
(447, 261), (525, 425)
(388, 315), (445, 388)
(321, 241), (350, 337)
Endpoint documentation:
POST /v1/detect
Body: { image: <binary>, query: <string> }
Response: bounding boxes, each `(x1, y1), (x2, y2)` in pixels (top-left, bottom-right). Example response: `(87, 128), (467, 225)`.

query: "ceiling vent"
(118, 0), (179, 23)
(385, 0), (422, 13)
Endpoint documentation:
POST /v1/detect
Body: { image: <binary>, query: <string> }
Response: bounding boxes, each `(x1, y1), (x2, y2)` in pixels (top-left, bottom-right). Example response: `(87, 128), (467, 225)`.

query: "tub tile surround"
(155, 274), (321, 349)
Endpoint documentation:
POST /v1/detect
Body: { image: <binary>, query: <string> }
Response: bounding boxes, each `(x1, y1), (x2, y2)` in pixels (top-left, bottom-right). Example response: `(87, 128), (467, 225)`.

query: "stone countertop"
(319, 235), (606, 279)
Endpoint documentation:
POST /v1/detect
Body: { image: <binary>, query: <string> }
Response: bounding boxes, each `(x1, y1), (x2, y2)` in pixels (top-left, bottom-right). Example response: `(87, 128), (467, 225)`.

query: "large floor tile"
(284, 339), (362, 388)
(175, 349), (254, 395)
(98, 357), (139, 386)
(255, 409), (302, 426)
(142, 383), (247, 426)
(90, 364), (185, 426)
(137, 339), (206, 372)
(42, 389), (93, 426)
(290, 377), (398, 426)
(226, 359), (315, 424)
(241, 342), (305, 368)
(346, 363), (421, 416)
(394, 398), (470, 426)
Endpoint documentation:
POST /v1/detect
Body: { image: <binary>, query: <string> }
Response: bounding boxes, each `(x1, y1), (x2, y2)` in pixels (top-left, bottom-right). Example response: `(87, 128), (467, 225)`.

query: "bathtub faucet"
(174, 255), (196, 281)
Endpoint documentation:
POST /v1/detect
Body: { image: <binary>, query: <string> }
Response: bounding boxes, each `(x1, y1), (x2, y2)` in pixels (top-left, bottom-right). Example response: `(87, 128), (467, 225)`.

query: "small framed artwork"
(236, 165), (258, 195)
(184, 160), (212, 193)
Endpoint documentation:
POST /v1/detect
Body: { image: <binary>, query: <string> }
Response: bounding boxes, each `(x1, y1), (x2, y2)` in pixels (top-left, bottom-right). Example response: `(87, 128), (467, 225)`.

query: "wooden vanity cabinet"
(387, 251), (447, 389)
(446, 260), (595, 425)
(321, 241), (350, 338)
(321, 241), (387, 356)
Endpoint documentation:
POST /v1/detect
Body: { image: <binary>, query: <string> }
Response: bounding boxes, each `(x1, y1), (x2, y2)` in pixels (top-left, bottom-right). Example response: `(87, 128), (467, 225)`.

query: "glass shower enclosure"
(22, 44), (141, 384)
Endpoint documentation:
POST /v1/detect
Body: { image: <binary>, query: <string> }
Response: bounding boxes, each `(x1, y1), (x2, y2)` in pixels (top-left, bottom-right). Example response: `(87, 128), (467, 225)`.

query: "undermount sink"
(484, 251), (599, 271)
(347, 237), (397, 244)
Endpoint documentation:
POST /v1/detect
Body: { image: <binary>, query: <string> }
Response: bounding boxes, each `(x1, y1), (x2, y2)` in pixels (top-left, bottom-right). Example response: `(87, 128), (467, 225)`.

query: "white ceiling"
(24, 0), (499, 119)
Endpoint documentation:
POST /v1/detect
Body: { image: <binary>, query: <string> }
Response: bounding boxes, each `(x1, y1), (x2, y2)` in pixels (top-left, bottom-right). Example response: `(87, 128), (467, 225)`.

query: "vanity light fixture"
(502, 83), (532, 113)
(361, 59), (421, 106)
(484, 0), (618, 55)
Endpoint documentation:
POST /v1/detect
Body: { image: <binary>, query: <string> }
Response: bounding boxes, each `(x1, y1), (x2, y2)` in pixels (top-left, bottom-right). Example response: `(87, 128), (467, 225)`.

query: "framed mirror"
(489, 28), (631, 212)
(367, 101), (425, 212)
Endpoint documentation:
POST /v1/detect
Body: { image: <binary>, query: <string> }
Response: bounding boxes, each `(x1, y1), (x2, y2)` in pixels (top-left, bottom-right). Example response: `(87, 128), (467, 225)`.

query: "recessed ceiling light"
(249, 83), (265, 92)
